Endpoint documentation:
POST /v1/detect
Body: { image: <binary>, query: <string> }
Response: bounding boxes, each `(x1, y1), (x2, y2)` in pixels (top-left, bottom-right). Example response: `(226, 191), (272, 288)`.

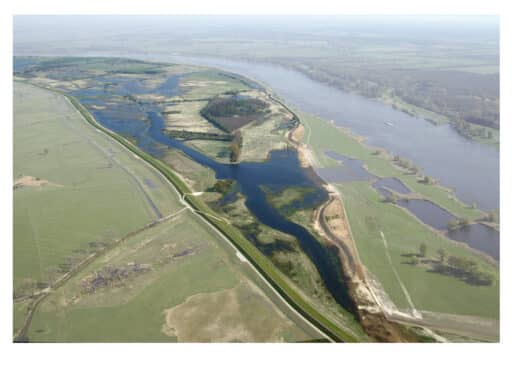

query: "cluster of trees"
(408, 243), (493, 286)
(442, 255), (494, 286)
(392, 155), (419, 174)
(418, 175), (434, 185)
(453, 118), (495, 140)
(201, 96), (268, 132)
(486, 210), (499, 224)
(447, 217), (471, 231)
(409, 242), (428, 265)
(292, 62), (499, 139)
(166, 130), (233, 141)
(230, 130), (243, 162)
(209, 179), (234, 195)
(201, 95), (270, 134)
(205, 97), (267, 117)
(382, 192), (398, 204)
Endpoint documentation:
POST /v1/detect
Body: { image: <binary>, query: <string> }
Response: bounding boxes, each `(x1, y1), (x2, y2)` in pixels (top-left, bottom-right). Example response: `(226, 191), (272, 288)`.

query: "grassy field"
(297, 110), (498, 319)
(185, 139), (232, 163)
(180, 70), (249, 99)
(162, 148), (217, 191)
(13, 82), (181, 298)
(337, 181), (498, 319)
(239, 114), (289, 162)
(162, 100), (225, 134)
(28, 210), (313, 342)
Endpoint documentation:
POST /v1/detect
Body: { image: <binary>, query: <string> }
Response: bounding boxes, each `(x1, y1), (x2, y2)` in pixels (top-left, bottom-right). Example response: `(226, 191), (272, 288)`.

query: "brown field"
(161, 281), (303, 342)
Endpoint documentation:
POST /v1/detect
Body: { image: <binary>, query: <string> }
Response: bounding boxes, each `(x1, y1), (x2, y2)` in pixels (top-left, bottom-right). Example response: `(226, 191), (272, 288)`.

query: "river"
(131, 54), (499, 213)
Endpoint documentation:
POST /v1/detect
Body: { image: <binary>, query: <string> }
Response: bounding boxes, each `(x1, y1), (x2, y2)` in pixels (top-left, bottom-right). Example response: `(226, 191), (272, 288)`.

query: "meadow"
(28, 210), (314, 342)
(297, 111), (498, 320)
(13, 82), (180, 299)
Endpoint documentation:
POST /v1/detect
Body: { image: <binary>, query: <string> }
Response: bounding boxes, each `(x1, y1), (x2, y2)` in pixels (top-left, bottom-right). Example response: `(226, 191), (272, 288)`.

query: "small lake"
(396, 199), (456, 230)
(317, 151), (376, 182)
(371, 177), (499, 260)
(372, 177), (411, 197)
(447, 224), (500, 261)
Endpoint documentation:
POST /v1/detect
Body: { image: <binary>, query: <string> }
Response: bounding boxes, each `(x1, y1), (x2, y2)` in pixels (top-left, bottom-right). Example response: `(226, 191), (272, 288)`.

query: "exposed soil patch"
(161, 282), (290, 342)
(313, 192), (414, 341)
(287, 123), (317, 168)
(13, 175), (63, 189)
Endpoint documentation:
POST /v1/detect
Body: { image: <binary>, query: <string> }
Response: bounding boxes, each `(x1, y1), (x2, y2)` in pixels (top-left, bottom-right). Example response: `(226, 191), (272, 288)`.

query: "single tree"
(419, 242), (427, 258)
(459, 217), (470, 227)
(437, 248), (446, 263)
(448, 219), (459, 231)
(487, 211), (498, 223)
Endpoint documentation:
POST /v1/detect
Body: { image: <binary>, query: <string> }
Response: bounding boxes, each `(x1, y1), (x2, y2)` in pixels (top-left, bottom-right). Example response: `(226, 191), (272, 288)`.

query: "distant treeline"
(291, 63), (499, 131)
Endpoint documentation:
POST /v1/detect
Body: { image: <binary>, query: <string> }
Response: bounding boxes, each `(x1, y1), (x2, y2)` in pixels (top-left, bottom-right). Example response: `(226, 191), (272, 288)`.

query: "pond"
(317, 151), (376, 182)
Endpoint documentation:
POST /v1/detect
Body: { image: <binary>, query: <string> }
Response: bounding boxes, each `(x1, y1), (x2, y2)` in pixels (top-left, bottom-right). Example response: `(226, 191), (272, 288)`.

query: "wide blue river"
(142, 55), (499, 212)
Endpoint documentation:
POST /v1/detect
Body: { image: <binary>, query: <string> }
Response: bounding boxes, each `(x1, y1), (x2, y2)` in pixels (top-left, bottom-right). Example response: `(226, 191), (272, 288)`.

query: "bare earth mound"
(13, 175), (62, 189)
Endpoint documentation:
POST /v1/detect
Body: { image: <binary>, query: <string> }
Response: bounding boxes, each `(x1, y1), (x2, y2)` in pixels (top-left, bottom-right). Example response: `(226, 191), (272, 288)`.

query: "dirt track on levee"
(312, 189), (415, 342)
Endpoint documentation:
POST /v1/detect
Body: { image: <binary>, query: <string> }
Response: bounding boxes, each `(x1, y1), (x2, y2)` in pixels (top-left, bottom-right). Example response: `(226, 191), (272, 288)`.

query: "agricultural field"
(162, 100), (225, 135)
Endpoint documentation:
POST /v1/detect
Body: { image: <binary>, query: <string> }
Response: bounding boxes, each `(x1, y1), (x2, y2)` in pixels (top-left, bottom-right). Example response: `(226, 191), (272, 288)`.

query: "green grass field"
(296, 111), (498, 319)
(28, 210), (313, 342)
(13, 82), (181, 297)
(338, 181), (498, 318)
(180, 70), (249, 99)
